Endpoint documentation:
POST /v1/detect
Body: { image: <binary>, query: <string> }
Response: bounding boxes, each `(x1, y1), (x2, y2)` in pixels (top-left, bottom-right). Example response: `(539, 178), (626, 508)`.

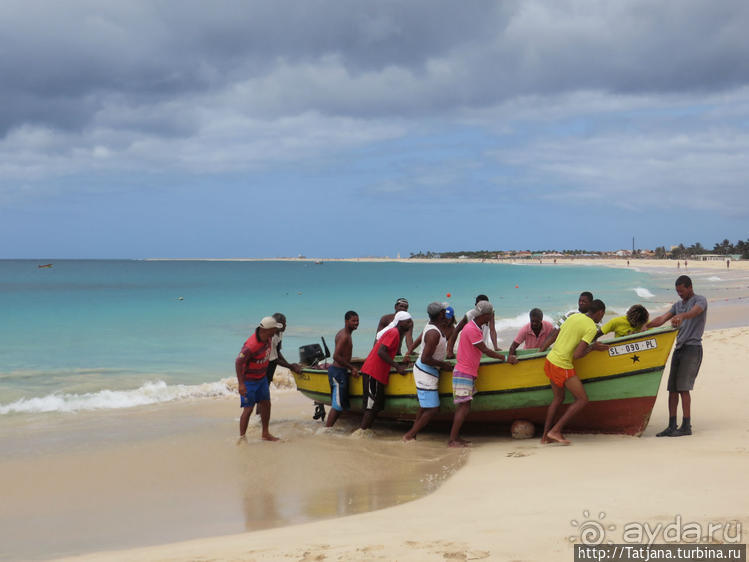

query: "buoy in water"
(177, 296), (184, 301)
(446, 292), (451, 298)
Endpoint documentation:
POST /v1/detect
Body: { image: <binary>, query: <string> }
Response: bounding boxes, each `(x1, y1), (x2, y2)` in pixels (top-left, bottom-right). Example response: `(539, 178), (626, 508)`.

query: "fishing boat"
(292, 327), (678, 436)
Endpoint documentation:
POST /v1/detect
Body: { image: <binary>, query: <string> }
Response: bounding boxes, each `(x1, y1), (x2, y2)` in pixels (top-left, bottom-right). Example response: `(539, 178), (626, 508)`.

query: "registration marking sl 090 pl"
(608, 338), (658, 357)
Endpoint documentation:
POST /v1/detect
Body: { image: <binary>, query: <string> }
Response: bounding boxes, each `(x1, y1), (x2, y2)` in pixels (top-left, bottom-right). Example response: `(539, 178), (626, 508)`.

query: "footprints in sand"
(403, 540), (490, 560)
(506, 450), (531, 458)
(284, 540), (491, 560)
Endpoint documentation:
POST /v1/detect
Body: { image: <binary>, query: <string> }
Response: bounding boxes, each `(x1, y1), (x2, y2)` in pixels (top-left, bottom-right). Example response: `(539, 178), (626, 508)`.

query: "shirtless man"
(326, 311), (360, 428)
(376, 298), (414, 356)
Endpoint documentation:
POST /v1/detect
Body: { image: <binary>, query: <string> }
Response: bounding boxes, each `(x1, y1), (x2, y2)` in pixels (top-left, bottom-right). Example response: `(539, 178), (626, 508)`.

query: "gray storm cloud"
(2, 0), (749, 136)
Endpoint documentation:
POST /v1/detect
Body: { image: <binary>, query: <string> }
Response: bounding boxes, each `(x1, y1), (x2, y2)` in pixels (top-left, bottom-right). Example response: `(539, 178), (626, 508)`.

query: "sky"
(2, 0), (749, 259)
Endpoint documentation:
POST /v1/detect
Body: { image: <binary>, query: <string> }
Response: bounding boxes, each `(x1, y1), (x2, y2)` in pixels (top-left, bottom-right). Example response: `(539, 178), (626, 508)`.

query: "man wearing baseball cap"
(235, 316), (283, 442)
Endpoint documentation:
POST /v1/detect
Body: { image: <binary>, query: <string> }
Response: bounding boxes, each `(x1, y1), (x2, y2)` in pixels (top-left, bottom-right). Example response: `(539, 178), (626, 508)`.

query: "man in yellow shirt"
(597, 305), (649, 339)
(542, 299), (609, 445)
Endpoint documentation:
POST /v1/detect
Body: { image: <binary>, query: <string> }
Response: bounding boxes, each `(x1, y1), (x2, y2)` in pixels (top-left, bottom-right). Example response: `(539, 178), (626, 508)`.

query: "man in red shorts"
(542, 299), (609, 445)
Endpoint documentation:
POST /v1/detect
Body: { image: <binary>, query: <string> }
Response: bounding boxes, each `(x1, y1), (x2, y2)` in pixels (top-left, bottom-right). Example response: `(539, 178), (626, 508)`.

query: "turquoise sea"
(0, 259), (673, 415)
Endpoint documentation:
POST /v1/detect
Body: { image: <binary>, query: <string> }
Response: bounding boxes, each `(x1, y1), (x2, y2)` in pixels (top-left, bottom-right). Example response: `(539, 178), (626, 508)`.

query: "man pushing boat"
(541, 299), (609, 445)
(449, 300), (518, 448)
(646, 275), (707, 437)
(359, 311), (413, 430)
(325, 310), (360, 428)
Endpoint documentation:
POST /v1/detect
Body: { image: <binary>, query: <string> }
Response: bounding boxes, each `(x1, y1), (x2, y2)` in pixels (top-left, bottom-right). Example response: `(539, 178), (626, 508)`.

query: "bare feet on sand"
(261, 433), (280, 442)
(545, 430), (570, 445)
(448, 438), (472, 448)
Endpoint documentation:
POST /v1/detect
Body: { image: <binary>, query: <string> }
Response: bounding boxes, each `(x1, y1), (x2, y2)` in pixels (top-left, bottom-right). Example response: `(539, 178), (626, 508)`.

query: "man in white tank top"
(403, 302), (453, 441)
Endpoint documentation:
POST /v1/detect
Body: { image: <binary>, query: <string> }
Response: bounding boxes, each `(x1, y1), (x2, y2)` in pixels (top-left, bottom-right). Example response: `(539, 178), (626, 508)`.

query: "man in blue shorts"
(646, 275), (707, 437)
(235, 316), (283, 442)
(403, 302), (453, 441)
(326, 311), (360, 428)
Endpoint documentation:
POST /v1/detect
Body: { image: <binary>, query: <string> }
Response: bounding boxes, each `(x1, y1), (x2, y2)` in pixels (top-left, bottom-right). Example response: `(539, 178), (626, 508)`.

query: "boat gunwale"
(299, 326), (678, 373)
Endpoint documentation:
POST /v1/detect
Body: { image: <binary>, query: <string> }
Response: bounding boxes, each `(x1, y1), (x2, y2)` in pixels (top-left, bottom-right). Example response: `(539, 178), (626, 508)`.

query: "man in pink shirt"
(508, 308), (554, 359)
(449, 301), (518, 447)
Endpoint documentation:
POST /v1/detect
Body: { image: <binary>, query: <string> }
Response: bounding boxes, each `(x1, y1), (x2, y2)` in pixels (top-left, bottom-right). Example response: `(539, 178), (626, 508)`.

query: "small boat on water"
(292, 327), (678, 436)
(37, 264), (53, 269)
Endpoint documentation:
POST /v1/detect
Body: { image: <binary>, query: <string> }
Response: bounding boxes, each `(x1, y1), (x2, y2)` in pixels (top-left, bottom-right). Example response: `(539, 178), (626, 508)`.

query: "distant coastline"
(144, 256), (748, 272)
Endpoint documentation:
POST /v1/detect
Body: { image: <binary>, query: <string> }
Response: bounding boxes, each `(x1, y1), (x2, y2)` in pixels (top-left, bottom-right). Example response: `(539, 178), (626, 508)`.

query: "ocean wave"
(494, 312), (535, 332)
(0, 379), (235, 415)
(633, 287), (655, 299)
(707, 276), (722, 282)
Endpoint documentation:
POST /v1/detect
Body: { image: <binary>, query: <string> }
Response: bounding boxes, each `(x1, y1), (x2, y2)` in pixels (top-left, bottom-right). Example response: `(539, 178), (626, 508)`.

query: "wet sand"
(0, 393), (466, 560)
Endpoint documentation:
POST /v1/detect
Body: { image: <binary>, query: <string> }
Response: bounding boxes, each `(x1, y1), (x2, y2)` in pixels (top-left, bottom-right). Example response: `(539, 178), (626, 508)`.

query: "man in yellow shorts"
(542, 299), (609, 445)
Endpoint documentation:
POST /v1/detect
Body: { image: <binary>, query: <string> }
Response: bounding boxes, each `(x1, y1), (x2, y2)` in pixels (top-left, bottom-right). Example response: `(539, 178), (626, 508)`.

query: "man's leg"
(404, 407), (439, 441)
(547, 376), (588, 445)
(360, 409), (376, 430)
(680, 391), (691, 418)
(670, 391), (693, 436)
(448, 402), (471, 447)
(325, 408), (341, 428)
(657, 349), (682, 436)
(239, 406), (253, 437)
(542, 383), (566, 444)
(257, 400), (279, 441)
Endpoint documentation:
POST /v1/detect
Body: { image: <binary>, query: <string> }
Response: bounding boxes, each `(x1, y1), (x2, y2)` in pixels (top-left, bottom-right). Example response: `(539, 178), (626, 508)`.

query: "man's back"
(547, 314), (597, 370)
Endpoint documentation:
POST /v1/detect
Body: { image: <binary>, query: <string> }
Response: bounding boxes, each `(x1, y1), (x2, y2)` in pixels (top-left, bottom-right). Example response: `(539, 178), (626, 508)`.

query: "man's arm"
(235, 354), (248, 395)
(645, 311), (674, 329)
(508, 340), (520, 357)
(404, 326), (414, 356)
(377, 343), (406, 374)
(670, 305), (705, 328)
(475, 341), (518, 365)
(572, 339), (609, 360)
(374, 315), (389, 344)
(539, 328), (558, 352)
(406, 330), (424, 356)
(446, 316), (468, 358)
(275, 346), (303, 374)
(489, 312), (499, 350)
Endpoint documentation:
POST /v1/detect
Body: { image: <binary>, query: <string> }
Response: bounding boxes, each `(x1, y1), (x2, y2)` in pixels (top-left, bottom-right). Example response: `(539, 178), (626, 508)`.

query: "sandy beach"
(58, 326), (749, 561)
(2, 259), (747, 561)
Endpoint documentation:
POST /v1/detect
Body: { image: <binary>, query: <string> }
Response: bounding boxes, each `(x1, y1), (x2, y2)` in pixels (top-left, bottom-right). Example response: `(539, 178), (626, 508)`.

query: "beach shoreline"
(2, 261), (748, 561)
(144, 255), (749, 271)
(57, 321), (749, 561)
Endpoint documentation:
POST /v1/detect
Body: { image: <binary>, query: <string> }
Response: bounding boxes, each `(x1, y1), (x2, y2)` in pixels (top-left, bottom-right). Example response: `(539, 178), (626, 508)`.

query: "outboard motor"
(298, 337), (331, 367)
(299, 337), (331, 421)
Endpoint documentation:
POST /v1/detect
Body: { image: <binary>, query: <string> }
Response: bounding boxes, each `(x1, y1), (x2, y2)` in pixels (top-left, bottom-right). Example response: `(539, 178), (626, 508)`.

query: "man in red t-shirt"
(235, 316), (283, 441)
(359, 311), (413, 430)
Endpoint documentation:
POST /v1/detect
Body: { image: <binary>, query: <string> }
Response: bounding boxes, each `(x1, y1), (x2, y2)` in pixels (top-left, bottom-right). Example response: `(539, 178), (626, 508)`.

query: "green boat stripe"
(299, 365), (664, 401)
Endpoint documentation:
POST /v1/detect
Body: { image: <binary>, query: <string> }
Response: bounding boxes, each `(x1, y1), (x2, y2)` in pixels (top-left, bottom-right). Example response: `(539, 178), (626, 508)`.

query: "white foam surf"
(0, 379), (235, 415)
(633, 287), (655, 299)
(707, 276), (722, 281)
